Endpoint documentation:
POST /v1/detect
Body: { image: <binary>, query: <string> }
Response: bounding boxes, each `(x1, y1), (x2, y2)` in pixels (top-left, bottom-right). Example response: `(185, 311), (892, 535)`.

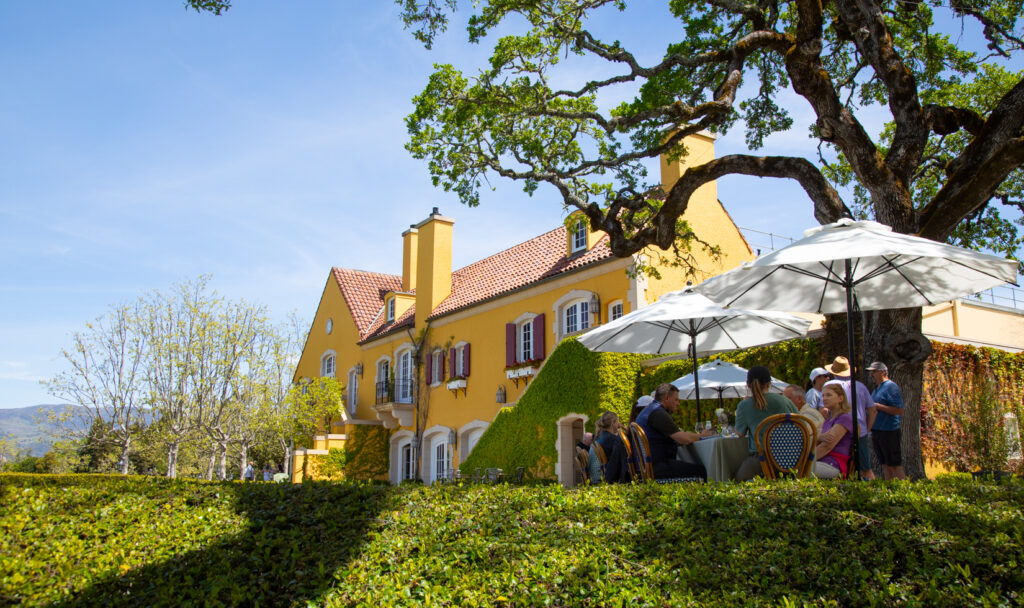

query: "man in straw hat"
(824, 356), (877, 480)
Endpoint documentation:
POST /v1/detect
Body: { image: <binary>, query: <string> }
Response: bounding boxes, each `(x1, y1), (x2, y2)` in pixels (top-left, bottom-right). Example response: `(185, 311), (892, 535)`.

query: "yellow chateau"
(291, 133), (755, 483)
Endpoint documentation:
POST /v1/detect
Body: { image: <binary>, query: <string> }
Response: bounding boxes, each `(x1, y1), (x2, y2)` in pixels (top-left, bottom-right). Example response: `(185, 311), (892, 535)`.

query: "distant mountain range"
(0, 404), (76, 457)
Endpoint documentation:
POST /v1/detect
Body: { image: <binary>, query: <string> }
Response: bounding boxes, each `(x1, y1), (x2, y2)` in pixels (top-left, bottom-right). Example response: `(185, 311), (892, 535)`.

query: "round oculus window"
(325, 318), (333, 334)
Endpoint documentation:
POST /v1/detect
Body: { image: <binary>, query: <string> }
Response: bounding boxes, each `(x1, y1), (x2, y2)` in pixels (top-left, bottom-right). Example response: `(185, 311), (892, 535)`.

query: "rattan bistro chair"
(575, 446), (591, 486)
(628, 423), (655, 482)
(617, 429), (638, 481)
(754, 413), (817, 479)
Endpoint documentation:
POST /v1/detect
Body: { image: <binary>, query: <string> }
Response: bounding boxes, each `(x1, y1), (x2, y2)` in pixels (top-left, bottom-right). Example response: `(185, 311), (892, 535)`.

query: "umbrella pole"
(845, 259), (862, 480)
(690, 339), (702, 424)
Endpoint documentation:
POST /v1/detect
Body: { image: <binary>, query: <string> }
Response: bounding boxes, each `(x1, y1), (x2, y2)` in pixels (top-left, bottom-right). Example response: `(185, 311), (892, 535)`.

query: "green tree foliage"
(394, 0), (1023, 479)
(43, 277), (306, 480)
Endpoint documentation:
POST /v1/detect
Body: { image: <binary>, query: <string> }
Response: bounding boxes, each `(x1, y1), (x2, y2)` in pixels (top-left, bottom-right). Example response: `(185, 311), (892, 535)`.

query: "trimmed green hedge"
(2, 473), (1022, 607)
(460, 339), (644, 478)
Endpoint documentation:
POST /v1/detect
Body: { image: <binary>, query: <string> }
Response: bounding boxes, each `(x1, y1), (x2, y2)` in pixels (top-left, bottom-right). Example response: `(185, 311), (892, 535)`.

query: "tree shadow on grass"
(45, 480), (389, 608)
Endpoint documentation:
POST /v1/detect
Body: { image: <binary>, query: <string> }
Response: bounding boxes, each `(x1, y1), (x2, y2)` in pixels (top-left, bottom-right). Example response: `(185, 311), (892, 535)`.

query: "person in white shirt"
(806, 367), (829, 410)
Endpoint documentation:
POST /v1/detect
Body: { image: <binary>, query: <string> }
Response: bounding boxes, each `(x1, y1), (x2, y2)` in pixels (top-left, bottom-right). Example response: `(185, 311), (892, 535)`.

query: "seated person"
(636, 383), (710, 480)
(783, 384), (825, 434)
(588, 411), (622, 484)
(734, 366), (800, 481)
(630, 395), (653, 424)
(812, 384), (855, 478)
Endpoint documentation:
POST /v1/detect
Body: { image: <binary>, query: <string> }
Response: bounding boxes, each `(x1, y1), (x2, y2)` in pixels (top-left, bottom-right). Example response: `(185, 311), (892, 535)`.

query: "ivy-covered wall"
(638, 338), (823, 430)
(306, 425), (391, 481)
(464, 334), (1024, 479)
(922, 342), (1024, 472)
(460, 339), (644, 479)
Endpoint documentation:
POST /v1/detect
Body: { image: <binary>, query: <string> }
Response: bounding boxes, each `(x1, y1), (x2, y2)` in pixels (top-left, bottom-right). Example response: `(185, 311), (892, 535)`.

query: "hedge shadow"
(1, 475), (387, 608)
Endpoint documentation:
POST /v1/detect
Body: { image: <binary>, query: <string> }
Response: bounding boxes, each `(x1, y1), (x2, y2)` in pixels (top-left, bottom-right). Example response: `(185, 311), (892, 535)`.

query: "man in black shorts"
(868, 362), (907, 480)
(635, 383), (711, 480)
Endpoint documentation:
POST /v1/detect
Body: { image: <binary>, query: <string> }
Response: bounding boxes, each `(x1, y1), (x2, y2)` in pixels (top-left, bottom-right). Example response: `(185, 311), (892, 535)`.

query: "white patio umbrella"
(671, 359), (789, 408)
(696, 218), (1019, 470)
(577, 288), (812, 420)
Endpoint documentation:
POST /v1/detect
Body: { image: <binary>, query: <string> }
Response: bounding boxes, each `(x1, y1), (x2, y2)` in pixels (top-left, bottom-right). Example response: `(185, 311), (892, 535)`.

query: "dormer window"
(570, 219), (587, 253)
(386, 297), (395, 322)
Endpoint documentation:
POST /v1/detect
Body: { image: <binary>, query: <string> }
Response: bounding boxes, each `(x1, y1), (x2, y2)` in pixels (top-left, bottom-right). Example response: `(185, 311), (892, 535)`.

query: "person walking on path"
(868, 362), (907, 480)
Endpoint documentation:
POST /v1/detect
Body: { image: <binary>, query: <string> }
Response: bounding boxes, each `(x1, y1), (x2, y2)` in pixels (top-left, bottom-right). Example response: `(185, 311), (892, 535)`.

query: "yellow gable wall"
(647, 131), (754, 302)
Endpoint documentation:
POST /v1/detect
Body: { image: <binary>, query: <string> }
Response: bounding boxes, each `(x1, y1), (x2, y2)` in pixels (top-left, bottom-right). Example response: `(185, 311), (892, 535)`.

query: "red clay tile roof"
(428, 225), (614, 318)
(331, 268), (407, 340)
(361, 306), (416, 342)
(332, 225), (616, 340)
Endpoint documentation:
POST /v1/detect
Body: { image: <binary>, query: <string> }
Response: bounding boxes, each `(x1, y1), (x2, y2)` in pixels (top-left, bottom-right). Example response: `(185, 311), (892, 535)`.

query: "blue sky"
(0, 1), (1011, 409)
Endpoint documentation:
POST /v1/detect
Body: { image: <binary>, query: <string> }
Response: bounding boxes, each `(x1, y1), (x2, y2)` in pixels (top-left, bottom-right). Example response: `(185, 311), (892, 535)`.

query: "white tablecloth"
(680, 436), (749, 482)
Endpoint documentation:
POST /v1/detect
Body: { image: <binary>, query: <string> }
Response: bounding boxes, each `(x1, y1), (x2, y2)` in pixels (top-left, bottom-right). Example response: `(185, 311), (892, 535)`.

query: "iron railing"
(375, 379), (415, 404)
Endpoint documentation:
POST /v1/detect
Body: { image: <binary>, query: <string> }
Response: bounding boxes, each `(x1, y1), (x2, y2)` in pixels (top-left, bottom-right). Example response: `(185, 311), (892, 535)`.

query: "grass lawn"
(1, 473), (1021, 607)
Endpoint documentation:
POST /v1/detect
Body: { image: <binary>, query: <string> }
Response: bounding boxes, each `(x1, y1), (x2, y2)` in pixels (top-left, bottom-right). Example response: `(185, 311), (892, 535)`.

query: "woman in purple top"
(813, 384), (854, 479)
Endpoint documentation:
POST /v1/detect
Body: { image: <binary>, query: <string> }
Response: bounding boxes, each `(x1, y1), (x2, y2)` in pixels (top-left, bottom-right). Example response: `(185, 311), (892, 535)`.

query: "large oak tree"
(394, 0), (1023, 477)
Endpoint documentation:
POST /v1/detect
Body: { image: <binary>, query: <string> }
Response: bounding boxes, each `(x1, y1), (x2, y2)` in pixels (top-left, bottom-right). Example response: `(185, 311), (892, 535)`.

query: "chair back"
(628, 422), (655, 482)
(575, 446), (590, 486)
(591, 438), (608, 476)
(617, 429), (638, 481)
(754, 413), (817, 479)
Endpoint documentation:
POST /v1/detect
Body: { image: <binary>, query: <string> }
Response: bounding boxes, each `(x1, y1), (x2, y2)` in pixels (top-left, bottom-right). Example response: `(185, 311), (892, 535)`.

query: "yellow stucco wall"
(923, 300), (1024, 351)
(291, 134), (760, 483)
(645, 132), (755, 302)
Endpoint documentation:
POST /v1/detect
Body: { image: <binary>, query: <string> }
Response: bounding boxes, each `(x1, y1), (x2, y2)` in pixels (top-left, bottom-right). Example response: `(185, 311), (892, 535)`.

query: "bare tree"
(45, 301), (149, 475)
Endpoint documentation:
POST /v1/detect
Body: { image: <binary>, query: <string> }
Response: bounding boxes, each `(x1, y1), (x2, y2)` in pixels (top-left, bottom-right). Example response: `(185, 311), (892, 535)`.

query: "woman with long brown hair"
(733, 366), (799, 481)
(812, 383), (855, 478)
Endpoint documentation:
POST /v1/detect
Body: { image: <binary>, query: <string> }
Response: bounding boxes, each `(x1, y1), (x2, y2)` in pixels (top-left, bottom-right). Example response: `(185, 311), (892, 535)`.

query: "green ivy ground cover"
(2, 473), (1021, 607)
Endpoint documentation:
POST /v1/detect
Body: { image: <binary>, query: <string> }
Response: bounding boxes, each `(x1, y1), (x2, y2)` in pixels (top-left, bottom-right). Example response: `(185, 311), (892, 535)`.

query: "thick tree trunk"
(239, 444), (249, 480)
(279, 438), (291, 476)
(165, 442), (179, 479)
(119, 439), (131, 475)
(206, 450), (216, 480)
(862, 307), (932, 480)
(217, 443), (228, 480)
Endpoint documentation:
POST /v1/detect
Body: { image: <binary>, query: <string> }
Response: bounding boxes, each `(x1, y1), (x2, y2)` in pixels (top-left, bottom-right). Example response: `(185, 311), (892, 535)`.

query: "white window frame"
(401, 442), (416, 481)
(553, 290), (597, 340)
(386, 297), (396, 322)
(430, 349), (443, 386)
(571, 219), (587, 253)
(320, 350), (337, 378)
(453, 342), (467, 378)
(434, 440), (451, 482)
(564, 299), (590, 334)
(519, 321), (533, 363)
(346, 368), (359, 414)
(608, 299), (624, 322)
(395, 347), (414, 403)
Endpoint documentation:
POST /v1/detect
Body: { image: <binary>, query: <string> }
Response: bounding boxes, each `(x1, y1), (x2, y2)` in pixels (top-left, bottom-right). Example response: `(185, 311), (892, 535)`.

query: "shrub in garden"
(2, 473), (1022, 607)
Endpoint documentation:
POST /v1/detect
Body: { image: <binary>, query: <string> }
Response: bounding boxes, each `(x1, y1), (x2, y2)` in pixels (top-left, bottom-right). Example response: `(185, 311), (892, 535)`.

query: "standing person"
(824, 356), (877, 480)
(784, 385), (825, 434)
(734, 366), (800, 481)
(868, 362), (907, 480)
(262, 465), (272, 482)
(243, 462), (254, 482)
(806, 367), (829, 410)
(636, 383), (711, 480)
